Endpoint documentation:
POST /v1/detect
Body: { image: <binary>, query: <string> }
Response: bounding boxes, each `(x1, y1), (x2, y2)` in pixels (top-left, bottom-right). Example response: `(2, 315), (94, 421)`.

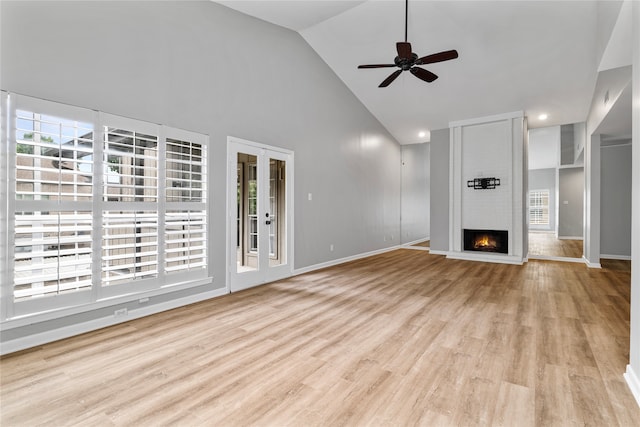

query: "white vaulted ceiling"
(216, 1), (625, 144)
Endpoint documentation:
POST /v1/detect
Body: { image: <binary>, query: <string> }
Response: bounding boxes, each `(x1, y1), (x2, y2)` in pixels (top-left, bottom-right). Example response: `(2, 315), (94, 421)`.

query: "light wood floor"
(1, 251), (639, 426)
(412, 240), (430, 248)
(528, 232), (584, 258)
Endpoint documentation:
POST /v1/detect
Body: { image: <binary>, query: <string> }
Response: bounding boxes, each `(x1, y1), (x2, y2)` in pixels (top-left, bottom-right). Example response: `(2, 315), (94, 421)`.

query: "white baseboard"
(426, 249), (448, 256)
(583, 256), (602, 269)
(558, 236), (584, 240)
(624, 364), (640, 408)
(293, 245), (401, 276)
(600, 254), (632, 261)
(403, 237), (430, 246)
(446, 252), (524, 265)
(527, 255), (585, 264)
(403, 245), (429, 251)
(0, 288), (228, 356)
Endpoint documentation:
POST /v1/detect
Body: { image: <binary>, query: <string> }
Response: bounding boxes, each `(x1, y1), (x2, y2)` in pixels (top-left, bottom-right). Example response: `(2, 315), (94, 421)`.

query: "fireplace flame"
(474, 234), (497, 249)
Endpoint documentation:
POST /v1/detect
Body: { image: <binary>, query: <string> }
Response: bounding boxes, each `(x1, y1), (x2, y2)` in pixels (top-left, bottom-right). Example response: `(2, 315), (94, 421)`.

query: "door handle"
(265, 212), (271, 225)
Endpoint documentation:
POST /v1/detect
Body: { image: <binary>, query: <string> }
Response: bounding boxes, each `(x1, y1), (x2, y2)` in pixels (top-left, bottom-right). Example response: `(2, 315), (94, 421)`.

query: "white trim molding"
(583, 256), (602, 269)
(428, 249), (449, 256)
(600, 254), (632, 261)
(403, 246), (429, 252)
(449, 110), (524, 128)
(624, 364), (640, 407)
(527, 255), (585, 264)
(447, 252), (524, 265)
(1, 287), (228, 356)
(293, 245), (401, 276)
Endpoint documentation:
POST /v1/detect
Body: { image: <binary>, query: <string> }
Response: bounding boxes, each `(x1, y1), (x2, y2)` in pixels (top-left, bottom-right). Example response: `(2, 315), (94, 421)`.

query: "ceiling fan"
(358, 0), (459, 88)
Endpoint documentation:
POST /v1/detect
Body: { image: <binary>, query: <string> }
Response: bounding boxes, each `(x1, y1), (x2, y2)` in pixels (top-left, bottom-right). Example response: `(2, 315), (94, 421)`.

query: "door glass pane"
(236, 153), (258, 273)
(269, 158), (286, 267)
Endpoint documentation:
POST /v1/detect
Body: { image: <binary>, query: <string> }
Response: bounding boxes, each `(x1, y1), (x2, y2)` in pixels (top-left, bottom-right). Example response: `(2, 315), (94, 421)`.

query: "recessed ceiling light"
(538, 113), (548, 120)
(418, 131), (426, 138)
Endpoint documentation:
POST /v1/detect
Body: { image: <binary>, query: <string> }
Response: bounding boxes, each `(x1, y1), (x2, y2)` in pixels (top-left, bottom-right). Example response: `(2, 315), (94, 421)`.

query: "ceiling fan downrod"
(404, 0), (408, 43)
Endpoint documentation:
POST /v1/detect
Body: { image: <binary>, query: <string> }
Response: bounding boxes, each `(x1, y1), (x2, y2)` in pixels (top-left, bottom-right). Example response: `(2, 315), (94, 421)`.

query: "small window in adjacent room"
(529, 190), (550, 225)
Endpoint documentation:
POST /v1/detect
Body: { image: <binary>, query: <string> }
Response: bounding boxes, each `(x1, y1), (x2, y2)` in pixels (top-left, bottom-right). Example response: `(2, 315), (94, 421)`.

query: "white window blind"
(102, 211), (159, 286)
(166, 138), (204, 202)
(165, 210), (207, 273)
(12, 100), (95, 305)
(15, 110), (94, 202)
(104, 128), (158, 202)
(14, 211), (93, 299)
(164, 131), (207, 276)
(2, 94), (210, 320)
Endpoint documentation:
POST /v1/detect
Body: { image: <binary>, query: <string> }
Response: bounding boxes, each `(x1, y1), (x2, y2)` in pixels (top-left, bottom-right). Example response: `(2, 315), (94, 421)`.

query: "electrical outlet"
(114, 308), (128, 317)
(330, 244), (334, 252)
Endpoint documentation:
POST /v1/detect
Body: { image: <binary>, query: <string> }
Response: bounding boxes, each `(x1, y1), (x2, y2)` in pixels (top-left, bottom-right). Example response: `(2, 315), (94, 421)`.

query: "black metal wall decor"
(467, 177), (500, 190)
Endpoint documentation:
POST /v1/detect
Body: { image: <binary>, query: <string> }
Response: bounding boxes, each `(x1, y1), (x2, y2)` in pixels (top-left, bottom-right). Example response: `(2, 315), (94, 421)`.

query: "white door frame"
(226, 136), (294, 292)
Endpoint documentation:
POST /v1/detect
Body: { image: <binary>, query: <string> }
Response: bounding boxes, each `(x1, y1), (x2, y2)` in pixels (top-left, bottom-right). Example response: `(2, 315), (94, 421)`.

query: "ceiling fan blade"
(396, 42), (412, 60)
(358, 64), (397, 69)
(417, 49), (459, 65)
(379, 70), (403, 87)
(410, 67), (438, 83)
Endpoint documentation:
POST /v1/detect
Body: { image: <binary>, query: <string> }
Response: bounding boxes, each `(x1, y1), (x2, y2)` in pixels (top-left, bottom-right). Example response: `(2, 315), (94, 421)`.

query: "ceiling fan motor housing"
(394, 53), (419, 71)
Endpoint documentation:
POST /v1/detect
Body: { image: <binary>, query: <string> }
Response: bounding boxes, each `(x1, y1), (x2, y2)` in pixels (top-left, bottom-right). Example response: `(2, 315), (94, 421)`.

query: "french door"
(227, 137), (293, 292)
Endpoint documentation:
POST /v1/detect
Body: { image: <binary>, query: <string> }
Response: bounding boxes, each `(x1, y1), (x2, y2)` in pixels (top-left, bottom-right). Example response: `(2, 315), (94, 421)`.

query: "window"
(13, 107), (95, 302)
(247, 163), (258, 253)
(1, 94), (209, 320)
(529, 190), (550, 225)
(164, 134), (207, 275)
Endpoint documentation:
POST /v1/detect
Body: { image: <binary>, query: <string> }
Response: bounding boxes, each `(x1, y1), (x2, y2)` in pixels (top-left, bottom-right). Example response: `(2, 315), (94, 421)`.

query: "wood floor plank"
(493, 381), (535, 427)
(1, 250), (638, 426)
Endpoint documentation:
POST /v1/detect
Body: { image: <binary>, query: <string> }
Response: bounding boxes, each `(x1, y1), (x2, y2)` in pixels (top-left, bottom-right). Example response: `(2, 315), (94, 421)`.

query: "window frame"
(1, 94), (210, 322)
(529, 189), (550, 226)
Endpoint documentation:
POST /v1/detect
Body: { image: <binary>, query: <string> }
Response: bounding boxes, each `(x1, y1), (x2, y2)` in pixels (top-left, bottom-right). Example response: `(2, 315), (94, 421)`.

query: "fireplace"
(463, 229), (508, 254)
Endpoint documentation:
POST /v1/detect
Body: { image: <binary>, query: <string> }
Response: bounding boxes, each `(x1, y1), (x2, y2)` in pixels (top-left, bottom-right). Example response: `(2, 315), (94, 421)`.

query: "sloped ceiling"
(216, 1), (623, 144)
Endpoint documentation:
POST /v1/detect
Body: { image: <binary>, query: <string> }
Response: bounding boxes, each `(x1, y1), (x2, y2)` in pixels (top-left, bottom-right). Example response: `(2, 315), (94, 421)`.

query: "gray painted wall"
(528, 168), (556, 232)
(600, 143), (632, 257)
(429, 128), (450, 252)
(558, 167), (584, 238)
(0, 1), (401, 344)
(401, 143), (430, 244)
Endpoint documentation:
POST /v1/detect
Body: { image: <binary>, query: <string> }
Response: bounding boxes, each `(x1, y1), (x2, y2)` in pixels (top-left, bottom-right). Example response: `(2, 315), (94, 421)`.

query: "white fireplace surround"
(448, 111), (526, 264)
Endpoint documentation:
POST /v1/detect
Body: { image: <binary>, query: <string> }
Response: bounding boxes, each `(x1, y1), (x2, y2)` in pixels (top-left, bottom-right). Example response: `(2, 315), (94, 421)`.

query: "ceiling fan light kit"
(358, 0), (459, 88)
